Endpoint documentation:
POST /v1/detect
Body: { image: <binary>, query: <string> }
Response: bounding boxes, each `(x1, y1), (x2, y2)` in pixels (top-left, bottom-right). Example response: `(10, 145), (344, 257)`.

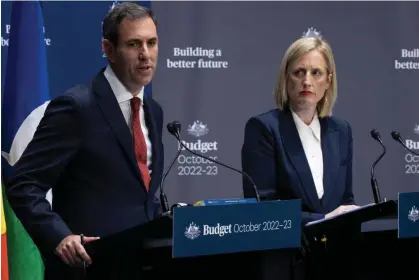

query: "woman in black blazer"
(241, 30), (361, 280)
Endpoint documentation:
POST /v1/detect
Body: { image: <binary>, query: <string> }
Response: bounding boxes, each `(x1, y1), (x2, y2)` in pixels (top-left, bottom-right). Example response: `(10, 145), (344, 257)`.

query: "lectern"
(84, 199), (302, 280)
(301, 200), (398, 280)
(304, 200), (397, 241)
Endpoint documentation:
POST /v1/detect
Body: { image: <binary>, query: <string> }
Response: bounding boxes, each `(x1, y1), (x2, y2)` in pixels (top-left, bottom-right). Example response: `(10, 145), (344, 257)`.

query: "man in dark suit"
(241, 33), (361, 280)
(5, 3), (163, 279)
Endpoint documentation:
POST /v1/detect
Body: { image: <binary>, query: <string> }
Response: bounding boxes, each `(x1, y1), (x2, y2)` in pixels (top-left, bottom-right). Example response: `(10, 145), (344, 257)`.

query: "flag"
(1, 186), (9, 280)
(1, 1), (52, 279)
(2, 183), (45, 280)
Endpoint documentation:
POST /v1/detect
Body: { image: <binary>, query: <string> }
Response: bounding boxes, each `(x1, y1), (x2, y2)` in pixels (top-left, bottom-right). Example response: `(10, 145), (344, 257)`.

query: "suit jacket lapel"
(92, 70), (143, 183)
(279, 110), (322, 211)
(142, 96), (161, 196)
(319, 118), (340, 209)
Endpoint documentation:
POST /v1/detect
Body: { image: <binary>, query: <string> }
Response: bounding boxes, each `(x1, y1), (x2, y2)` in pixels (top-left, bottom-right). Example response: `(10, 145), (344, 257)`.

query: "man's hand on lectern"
(55, 234), (100, 267)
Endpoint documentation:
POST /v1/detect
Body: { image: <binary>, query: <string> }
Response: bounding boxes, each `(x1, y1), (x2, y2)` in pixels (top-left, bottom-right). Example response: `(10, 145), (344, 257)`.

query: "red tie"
(131, 97), (151, 191)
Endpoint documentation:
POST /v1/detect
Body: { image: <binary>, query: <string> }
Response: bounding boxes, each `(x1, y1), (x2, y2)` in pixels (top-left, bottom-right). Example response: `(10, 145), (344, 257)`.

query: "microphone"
(370, 129), (385, 204)
(167, 121), (181, 138)
(391, 131), (419, 156)
(159, 122), (183, 214)
(167, 121), (261, 202)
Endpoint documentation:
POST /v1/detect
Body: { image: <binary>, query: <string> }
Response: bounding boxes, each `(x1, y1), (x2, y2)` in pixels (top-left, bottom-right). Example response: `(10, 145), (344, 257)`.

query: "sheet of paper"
(305, 203), (376, 226)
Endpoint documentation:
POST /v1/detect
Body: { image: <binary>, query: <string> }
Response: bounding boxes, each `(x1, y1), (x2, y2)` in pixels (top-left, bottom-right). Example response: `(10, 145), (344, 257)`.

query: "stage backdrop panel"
(151, 1), (419, 206)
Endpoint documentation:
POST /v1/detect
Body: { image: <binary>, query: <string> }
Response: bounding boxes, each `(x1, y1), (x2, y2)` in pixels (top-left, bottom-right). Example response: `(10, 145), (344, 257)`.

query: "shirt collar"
(103, 65), (144, 104)
(291, 109), (321, 141)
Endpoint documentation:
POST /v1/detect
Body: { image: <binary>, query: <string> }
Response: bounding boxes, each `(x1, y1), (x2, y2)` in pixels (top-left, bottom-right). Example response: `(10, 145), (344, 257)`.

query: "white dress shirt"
(103, 66), (153, 172)
(291, 110), (324, 199)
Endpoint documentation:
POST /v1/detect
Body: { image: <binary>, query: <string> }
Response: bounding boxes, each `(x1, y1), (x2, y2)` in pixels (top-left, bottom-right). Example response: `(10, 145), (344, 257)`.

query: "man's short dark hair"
(102, 2), (157, 46)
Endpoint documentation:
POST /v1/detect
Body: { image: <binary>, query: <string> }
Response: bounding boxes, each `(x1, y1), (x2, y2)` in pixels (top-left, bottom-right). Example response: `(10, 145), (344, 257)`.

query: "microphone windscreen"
(167, 121), (181, 136)
(391, 131), (401, 141)
(370, 129), (381, 140)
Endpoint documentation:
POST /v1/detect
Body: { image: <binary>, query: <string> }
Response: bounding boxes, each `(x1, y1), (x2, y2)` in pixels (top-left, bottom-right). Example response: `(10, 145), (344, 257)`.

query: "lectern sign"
(172, 199), (301, 258)
(398, 192), (419, 239)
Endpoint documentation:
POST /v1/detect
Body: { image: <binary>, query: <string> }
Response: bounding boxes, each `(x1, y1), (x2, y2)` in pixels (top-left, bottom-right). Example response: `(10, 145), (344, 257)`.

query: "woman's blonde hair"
(274, 36), (337, 117)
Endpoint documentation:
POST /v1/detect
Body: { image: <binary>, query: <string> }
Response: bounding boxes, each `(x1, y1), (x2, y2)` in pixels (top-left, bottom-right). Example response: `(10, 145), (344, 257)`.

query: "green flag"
(2, 184), (44, 280)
